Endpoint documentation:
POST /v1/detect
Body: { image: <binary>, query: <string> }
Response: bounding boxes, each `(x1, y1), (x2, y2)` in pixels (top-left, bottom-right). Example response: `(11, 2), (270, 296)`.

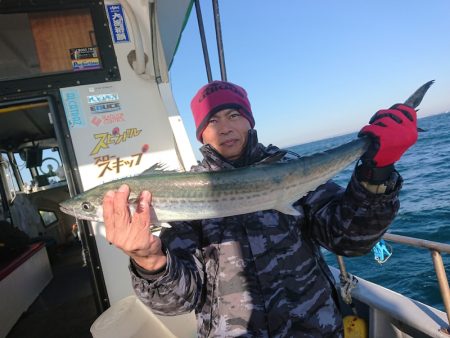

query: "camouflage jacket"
(130, 130), (402, 337)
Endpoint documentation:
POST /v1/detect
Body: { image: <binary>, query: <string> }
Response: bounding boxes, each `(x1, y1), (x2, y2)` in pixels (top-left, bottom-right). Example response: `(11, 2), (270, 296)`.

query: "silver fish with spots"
(60, 81), (433, 223)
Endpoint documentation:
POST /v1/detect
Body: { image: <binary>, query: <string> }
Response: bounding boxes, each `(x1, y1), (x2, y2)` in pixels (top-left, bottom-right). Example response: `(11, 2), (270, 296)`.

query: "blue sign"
(61, 89), (86, 128)
(107, 4), (130, 43)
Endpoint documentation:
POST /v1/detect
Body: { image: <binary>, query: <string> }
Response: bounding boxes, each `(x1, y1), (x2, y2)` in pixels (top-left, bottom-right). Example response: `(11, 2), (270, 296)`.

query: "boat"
(0, 1), (448, 337)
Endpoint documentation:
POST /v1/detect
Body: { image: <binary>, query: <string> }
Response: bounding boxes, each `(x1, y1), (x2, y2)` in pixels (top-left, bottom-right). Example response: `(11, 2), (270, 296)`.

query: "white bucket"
(90, 296), (177, 338)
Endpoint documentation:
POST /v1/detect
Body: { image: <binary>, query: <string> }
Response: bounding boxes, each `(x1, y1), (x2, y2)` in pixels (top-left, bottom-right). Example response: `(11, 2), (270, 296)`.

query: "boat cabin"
(0, 0), (197, 336)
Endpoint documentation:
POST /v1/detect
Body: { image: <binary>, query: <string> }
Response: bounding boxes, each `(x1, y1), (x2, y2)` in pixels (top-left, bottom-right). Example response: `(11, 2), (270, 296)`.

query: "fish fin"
(141, 162), (183, 175)
(403, 80), (434, 108)
(274, 203), (301, 216)
(149, 222), (171, 235)
(257, 151), (287, 165)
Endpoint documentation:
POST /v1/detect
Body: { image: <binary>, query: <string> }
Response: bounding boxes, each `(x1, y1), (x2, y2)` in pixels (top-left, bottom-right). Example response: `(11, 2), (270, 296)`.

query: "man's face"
(201, 108), (251, 161)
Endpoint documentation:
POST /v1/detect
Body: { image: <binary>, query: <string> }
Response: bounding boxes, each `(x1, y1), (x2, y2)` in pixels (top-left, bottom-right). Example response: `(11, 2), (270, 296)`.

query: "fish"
(60, 81), (434, 223)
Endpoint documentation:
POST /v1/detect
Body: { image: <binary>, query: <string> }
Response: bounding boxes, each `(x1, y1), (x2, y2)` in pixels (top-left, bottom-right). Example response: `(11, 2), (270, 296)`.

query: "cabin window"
(0, 2), (120, 94)
(1, 152), (20, 193)
(0, 9), (101, 81)
(38, 149), (65, 184)
(39, 210), (58, 227)
(13, 147), (65, 191)
(14, 153), (34, 190)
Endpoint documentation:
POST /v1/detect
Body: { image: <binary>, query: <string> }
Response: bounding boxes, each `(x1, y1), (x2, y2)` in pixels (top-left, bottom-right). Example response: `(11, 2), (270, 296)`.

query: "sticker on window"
(106, 4), (130, 43)
(70, 47), (101, 71)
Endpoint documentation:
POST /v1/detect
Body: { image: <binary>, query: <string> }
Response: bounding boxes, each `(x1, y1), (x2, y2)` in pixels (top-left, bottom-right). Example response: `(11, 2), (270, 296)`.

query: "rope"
(339, 271), (358, 305)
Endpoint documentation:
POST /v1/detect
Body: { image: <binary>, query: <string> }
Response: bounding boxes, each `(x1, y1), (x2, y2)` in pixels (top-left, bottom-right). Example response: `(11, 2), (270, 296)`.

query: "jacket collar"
(196, 130), (286, 172)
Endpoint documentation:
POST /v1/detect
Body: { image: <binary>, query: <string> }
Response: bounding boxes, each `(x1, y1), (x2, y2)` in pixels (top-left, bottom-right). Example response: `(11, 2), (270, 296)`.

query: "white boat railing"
(337, 232), (450, 335)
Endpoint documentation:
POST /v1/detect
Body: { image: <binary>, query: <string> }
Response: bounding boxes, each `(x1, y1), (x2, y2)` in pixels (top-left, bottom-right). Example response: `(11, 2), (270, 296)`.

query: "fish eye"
(81, 202), (93, 211)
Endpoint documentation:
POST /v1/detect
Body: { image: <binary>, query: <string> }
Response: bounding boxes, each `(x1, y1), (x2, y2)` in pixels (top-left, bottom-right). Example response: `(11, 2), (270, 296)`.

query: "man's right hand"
(103, 184), (167, 271)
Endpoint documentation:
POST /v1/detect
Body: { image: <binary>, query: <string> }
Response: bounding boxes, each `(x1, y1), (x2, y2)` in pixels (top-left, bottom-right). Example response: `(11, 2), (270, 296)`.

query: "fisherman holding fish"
(102, 81), (420, 337)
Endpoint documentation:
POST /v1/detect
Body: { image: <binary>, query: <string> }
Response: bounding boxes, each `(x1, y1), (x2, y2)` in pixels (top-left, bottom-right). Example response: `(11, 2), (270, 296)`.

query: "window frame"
(0, 0), (120, 96)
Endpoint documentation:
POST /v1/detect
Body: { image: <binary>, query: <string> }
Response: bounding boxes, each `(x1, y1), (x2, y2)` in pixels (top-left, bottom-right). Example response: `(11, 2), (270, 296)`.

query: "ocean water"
(288, 112), (450, 311)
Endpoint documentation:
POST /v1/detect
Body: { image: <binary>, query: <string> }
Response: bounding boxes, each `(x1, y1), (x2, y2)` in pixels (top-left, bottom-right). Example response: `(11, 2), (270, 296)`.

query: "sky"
(168, 1), (450, 157)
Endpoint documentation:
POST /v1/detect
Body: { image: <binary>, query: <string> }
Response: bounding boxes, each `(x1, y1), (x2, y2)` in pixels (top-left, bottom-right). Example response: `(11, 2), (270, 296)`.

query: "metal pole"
(194, 0), (213, 83)
(0, 166), (12, 220)
(384, 233), (450, 254)
(431, 250), (450, 330)
(337, 255), (348, 278)
(212, 0), (227, 81)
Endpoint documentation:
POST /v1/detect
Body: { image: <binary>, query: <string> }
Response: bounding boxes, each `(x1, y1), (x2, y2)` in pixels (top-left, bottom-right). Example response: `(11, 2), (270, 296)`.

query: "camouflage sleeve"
(130, 221), (205, 316)
(301, 171), (402, 256)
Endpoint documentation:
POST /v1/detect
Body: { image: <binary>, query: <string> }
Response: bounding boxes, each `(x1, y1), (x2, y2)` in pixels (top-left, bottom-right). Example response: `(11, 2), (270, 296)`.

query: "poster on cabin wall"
(60, 83), (180, 191)
(60, 80), (188, 305)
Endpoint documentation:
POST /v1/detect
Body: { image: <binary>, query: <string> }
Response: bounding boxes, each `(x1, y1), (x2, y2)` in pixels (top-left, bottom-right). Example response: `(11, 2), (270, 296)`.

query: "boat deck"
(6, 242), (97, 338)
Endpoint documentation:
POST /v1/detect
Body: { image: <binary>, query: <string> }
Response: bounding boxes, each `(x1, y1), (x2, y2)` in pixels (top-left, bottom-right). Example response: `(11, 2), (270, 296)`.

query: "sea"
(288, 112), (450, 312)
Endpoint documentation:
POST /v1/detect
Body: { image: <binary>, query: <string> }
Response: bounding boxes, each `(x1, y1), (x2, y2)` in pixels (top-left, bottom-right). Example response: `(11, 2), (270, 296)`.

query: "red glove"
(358, 104), (418, 167)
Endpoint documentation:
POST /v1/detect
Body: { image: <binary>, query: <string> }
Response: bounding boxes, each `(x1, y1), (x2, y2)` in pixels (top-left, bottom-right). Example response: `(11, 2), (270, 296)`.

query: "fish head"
(59, 185), (111, 222)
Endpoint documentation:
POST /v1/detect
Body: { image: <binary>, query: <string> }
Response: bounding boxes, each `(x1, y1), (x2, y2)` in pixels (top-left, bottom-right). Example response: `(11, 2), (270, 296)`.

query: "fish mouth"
(59, 204), (74, 217)
(59, 204), (101, 222)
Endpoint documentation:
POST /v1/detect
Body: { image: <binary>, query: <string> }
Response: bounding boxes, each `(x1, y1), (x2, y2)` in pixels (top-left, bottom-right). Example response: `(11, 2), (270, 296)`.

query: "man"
(104, 81), (417, 337)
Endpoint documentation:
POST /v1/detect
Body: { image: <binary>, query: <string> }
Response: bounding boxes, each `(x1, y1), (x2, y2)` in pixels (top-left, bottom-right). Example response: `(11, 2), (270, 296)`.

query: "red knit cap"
(191, 81), (255, 142)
